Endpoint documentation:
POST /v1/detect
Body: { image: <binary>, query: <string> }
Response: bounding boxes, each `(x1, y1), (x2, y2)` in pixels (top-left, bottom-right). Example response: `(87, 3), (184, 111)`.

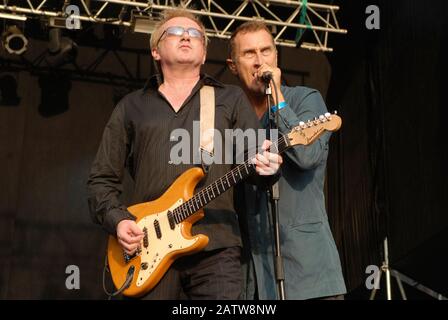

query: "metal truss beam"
(0, 0), (347, 52)
(1, 30), (153, 89)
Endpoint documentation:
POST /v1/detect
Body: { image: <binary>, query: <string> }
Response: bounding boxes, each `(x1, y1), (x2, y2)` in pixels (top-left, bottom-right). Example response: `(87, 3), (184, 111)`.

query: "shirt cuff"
(103, 206), (136, 236)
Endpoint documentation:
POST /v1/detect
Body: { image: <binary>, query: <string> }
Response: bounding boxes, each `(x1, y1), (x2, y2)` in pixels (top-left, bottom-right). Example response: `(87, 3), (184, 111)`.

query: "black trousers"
(132, 246), (242, 300)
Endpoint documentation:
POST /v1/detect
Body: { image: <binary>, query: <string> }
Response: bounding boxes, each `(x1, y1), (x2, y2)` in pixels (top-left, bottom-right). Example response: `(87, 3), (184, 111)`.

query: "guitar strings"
(172, 134), (289, 223)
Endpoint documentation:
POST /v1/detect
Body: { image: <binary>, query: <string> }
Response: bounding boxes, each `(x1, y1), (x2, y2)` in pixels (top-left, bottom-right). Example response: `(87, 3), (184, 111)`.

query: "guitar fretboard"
(172, 133), (290, 224)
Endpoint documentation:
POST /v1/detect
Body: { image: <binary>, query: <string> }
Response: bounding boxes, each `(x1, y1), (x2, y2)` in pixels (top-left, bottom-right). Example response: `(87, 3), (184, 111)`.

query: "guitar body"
(107, 167), (209, 297)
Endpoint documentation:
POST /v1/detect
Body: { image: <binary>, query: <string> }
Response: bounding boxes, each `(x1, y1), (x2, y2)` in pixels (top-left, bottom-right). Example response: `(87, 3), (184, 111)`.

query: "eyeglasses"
(157, 26), (204, 46)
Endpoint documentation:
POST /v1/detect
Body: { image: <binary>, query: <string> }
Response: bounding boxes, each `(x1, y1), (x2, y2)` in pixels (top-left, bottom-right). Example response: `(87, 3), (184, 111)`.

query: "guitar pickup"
(167, 211), (175, 230)
(143, 227), (149, 248)
(154, 219), (162, 239)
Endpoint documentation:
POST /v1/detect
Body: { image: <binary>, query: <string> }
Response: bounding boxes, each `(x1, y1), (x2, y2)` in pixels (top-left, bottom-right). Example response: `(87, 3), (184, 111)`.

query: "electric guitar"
(107, 112), (342, 297)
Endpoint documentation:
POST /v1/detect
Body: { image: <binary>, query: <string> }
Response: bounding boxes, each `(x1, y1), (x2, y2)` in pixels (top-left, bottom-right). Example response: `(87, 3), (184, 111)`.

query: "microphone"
(261, 71), (273, 83)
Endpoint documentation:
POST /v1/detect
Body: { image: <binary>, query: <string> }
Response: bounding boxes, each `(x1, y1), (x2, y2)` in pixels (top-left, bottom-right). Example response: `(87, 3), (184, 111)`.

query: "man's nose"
(180, 30), (191, 40)
(254, 51), (265, 66)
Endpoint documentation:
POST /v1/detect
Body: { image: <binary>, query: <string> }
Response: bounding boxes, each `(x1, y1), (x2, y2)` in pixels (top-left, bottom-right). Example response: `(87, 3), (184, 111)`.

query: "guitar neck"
(172, 134), (290, 224)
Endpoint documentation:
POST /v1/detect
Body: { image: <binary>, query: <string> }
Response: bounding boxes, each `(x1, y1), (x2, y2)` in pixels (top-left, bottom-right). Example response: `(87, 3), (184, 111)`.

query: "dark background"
(1, 0), (447, 299)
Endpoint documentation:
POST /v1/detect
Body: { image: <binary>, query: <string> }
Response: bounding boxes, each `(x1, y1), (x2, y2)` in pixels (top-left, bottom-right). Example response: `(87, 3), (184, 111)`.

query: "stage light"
(131, 11), (159, 34)
(38, 73), (71, 117)
(0, 74), (21, 107)
(48, 17), (70, 29)
(1, 25), (28, 55)
(45, 28), (78, 67)
(103, 24), (122, 49)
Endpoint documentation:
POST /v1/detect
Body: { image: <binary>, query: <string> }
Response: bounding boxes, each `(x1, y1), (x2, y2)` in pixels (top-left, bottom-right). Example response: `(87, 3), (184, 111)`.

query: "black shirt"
(87, 74), (262, 250)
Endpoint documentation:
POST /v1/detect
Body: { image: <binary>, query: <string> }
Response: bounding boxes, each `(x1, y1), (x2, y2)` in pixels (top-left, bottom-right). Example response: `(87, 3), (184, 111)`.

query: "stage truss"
(1, 1), (346, 89)
(0, 0), (347, 52)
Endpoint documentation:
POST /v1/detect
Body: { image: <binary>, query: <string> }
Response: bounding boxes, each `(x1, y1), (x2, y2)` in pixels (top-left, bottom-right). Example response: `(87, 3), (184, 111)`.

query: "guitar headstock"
(287, 112), (342, 147)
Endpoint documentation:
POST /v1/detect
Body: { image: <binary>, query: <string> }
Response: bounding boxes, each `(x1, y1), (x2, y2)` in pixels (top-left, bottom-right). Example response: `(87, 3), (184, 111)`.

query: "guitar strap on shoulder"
(199, 85), (215, 172)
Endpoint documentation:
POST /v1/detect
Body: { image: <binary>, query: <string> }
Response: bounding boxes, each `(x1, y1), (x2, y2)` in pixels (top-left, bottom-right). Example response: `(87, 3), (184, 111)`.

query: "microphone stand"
(264, 78), (286, 300)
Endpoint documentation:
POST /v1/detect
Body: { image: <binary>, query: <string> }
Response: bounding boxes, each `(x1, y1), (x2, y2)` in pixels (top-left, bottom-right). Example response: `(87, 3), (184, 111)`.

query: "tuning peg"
(299, 121), (306, 128)
(307, 120), (313, 127)
(319, 115), (325, 121)
(325, 112), (331, 119)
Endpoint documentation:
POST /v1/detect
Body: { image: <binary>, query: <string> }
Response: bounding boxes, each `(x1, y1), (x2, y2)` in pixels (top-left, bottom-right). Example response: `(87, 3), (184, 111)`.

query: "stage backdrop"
(1, 0), (447, 299)
(326, 0), (448, 298)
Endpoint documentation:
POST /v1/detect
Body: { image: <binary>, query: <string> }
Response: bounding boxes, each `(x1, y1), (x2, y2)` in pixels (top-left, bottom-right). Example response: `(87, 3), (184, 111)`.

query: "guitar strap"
(199, 85), (215, 171)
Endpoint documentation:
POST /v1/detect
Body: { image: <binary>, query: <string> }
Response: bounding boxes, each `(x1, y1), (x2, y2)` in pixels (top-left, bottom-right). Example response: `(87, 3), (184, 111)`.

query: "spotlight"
(131, 11), (160, 34)
(2, 25), (28, 55)
(38, 73), (71, 117)
(0, 74), (21, 107)
(46, 28), (78, 67)
(103, 24), (122, 49)
(48, 17), (70, 29)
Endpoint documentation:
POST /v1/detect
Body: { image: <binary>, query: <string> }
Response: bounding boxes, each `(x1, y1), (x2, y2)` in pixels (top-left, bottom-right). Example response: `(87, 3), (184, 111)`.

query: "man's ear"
(152, 47), (161, 61)
(226, 58), (238, 75)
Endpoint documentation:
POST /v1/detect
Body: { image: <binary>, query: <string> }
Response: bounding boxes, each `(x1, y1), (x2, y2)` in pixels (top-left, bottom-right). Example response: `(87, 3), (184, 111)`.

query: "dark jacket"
(87, 75), (263, 251)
